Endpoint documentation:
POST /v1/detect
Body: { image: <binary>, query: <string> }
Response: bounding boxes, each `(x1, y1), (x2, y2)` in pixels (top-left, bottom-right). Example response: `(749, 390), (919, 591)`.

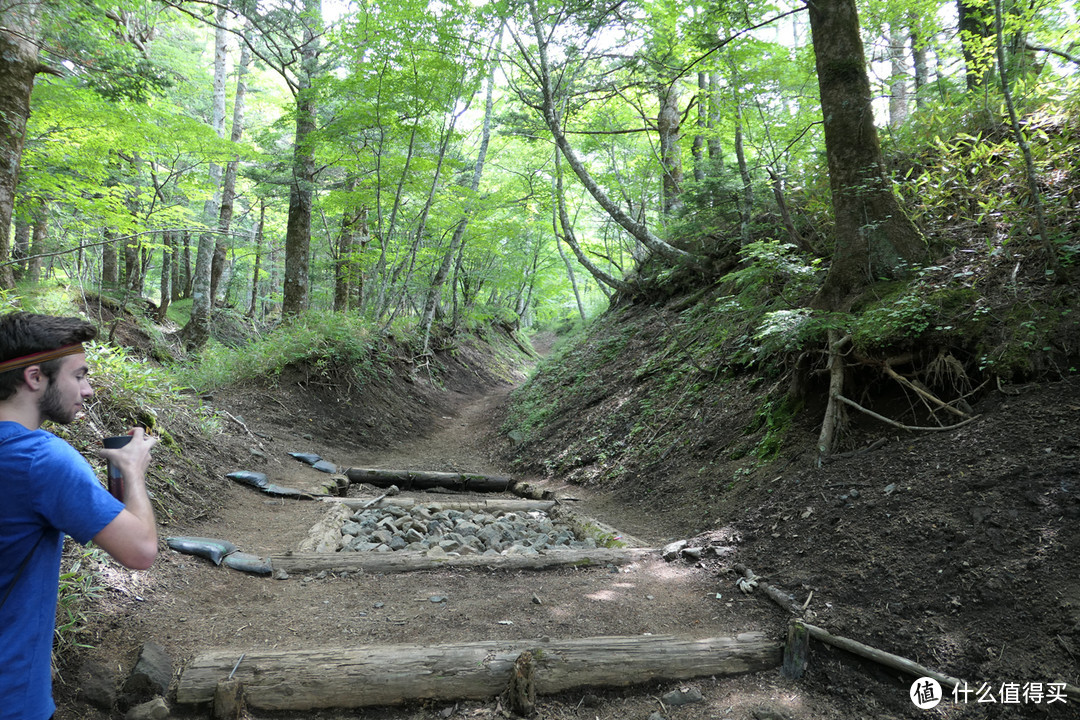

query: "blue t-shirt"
(0, 421), (123, 720)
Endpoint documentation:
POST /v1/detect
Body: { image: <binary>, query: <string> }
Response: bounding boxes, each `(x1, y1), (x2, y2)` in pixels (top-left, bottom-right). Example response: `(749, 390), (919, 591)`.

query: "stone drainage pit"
(297, 496), (634, 563)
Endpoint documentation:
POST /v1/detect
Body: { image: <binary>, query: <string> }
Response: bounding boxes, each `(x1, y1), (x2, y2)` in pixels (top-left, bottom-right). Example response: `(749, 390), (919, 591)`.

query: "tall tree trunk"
(807, 0), (925, 310)
(212, 23), (252, 305)
(657, 83), (683, 216)
(691, 72), (707, 183)
(0, 2), (45, 290)
(334, 179), (361, 313)
(556, 234), (586, 322)
(707, 73), (723, 164)
(518, 1), (697, 268)
(733, 98), (753, 247)
(909, 16), (929, 109)
(553, 151), (628, 294)
(13, 215), (30, 281)
(958, 0), (992, 89)
(27, 202), (45, 283)
(102, 229), (120, 286)
(181, 230), (192, 298)
(157, 231), (173, 322)
(282, 0), (321, 317)
(420, 42), (500, 355)
(183, 10), (228, 348)
(888, 23), (910, 128)
(248, 201), (265, 318)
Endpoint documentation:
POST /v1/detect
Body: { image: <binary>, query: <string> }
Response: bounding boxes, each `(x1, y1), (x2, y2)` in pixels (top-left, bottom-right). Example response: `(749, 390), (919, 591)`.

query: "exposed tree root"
(835, 395), (981, 432)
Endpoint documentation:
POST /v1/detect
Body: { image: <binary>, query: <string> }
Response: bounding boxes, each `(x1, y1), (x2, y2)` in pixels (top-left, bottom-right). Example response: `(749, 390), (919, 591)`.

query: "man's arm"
(93, 428), (159, 570)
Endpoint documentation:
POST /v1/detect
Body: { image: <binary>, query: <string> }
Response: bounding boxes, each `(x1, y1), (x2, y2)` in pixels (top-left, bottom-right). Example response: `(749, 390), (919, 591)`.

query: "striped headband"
(0, 343), (85, 375)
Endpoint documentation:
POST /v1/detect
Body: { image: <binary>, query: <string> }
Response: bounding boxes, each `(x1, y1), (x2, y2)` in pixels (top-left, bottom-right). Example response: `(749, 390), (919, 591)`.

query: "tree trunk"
(157, 231), (173, 322)
(909, 16), (929, 109)
(183, 12), (228, 347)
(282, 1), (321, 317)
(957, 0), (992, 89)
(733, 98), (753, 247)
(708, 72), (723, 163)
(691, 72), (707, 182)
(657, 83), (683, 216)
(807, 0), (924, 310)
(248, 201), (265, 318)
(102, 229), (120, 286)
(13, 216), (30, 281)
(520, 1), (697, 268)
(888, 23), (909, 128)
(420, 41), (499, 354)
(0, 3), (43, 290)
(553, 151), (629, 294)
(27, 203), (45, 283)
(212, 23), (251, 305)
(333, 183), (360, 313)
(177, 633), (781, 710)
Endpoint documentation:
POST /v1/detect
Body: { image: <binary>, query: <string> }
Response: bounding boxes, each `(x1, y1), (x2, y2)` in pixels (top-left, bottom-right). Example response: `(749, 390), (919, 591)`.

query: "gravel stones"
(339, 506), (591, 556)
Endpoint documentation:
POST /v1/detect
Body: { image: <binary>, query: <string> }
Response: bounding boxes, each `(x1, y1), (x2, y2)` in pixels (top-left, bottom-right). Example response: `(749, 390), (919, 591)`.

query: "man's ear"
(22, 365), (46, 392)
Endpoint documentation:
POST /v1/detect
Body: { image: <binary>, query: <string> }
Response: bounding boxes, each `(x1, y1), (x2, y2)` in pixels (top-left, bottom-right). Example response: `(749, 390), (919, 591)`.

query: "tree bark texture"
(807, 0), (924, 310)
(0, 4), (43, 289)
(657, 84), (683, 215)
(177, 633), (781, 709)
(282, 3), (320, 317)
(212, 26), (251, 305)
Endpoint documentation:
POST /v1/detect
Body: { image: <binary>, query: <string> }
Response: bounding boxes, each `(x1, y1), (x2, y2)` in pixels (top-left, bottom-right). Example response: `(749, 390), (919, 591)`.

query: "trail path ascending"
(67, 382), (822, 719)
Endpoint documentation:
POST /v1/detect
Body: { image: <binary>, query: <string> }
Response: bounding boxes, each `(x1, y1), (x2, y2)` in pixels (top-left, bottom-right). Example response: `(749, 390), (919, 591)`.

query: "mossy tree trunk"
(807, 0), (925, 311)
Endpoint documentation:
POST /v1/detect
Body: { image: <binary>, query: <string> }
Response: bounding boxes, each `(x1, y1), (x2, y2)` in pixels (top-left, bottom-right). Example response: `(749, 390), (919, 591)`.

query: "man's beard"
(39, 378), (77, 424)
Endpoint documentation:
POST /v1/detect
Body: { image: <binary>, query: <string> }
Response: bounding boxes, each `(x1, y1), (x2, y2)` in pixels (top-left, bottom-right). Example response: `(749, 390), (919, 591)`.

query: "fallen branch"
(177, 633), (782, 710)
(732, 565), (1080, 704)
(835, 395), (980, 432)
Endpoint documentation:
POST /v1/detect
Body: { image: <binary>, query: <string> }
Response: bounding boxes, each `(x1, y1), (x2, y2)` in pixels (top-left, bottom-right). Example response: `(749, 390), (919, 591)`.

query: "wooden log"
(271, 547), (655, 575)
(782, 619), (809, 680)
(297, 504), (352, 553)
(176, 632), (782, 710)
(345, 467), (513, 492)
(324, 496), (558, 514)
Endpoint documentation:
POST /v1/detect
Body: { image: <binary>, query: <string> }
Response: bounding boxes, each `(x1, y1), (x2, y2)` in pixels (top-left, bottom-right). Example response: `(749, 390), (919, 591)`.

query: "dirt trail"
(60, 378), (835, 720)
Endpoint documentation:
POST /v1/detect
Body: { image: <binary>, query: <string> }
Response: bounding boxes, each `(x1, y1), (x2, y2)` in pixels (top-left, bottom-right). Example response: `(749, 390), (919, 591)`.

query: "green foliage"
(850, 290), (936, 351)
(54, 546), (105, 660)
(173, 311), (377, 392)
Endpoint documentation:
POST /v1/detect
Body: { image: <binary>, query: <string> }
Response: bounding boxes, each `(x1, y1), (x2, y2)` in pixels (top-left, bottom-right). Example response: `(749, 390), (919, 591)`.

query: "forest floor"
(54, 331), (1080, 720)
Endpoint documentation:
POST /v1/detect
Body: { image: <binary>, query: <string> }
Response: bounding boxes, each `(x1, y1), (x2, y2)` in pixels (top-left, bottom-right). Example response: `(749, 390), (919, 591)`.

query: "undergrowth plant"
(54, 546), (106, 665)
(174, 311), (378, 391)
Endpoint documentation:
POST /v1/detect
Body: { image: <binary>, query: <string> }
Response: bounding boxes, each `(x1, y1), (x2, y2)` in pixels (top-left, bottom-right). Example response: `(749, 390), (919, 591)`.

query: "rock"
(273, 569), (289, 580)
(121, 642), (173, 703)
(648, 713), (667, 720)
(76, 660), (118, 711)
(125, 697), (169, 720)
(662, 539), (689, 560)
(661, 686), (703, 706)
(681, 546), (704, 560)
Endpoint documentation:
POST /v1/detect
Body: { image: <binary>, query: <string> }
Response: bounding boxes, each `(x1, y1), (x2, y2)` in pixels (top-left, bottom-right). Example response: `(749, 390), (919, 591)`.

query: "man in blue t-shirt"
(0, 312), (159, 720)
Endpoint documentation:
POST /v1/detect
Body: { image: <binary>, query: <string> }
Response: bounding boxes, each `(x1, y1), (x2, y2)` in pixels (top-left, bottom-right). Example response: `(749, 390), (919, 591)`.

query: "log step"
(271, 547), (655, 574)
(177, 632), (782, 710)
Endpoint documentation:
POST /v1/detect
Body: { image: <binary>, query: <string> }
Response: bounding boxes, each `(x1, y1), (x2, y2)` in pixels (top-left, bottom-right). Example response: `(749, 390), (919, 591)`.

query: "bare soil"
(53, 332), (1080, 720)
